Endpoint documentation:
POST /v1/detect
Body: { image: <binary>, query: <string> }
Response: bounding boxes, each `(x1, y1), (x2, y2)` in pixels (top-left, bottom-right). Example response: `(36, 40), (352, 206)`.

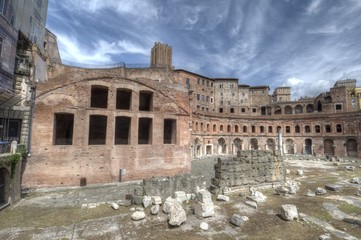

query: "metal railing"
(0, 142), (10, 154)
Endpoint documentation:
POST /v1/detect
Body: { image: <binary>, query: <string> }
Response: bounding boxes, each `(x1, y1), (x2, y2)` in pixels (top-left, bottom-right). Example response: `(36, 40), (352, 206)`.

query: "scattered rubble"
(131, 211), (145, 221)
(246, 190), (267, 203)
(168, 200), (186, 226)
(245, 200), (257, 209)
(297, 169), (304, 176)
(150, 205), (159, 215)
(195, 189), (214, 218)
(325, 184), (341, 192)
(111, 202), (119, 210)
(345, 166), (356, 171)
(143, 196), (152, 208)
(200, 222), (209, 230)
(281, 204), (299, 221)
(174, 191), (187, 204)
(306, 189), (316, 197)
(217, 194), (230, 202)
(316, 187), (327, 195)
(152, 196), (162, 205)
(350, 177), (361, 184)
(230, 214), (249, 227)
(319, 233), (331, 240)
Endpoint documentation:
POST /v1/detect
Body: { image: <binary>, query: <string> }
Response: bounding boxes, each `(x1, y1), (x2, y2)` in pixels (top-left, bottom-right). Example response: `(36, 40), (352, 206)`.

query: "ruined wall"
(22, 64), (191, 187)
(211, 150), (284, 193)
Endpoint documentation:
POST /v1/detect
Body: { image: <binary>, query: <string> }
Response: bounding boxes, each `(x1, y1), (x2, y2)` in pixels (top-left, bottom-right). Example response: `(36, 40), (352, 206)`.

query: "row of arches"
(192, 137), (358, 158)
(193, 121), (344, 135)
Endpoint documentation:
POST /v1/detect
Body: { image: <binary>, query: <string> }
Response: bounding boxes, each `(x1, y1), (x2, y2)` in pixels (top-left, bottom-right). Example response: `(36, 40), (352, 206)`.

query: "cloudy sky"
(46, 0), (361, 99)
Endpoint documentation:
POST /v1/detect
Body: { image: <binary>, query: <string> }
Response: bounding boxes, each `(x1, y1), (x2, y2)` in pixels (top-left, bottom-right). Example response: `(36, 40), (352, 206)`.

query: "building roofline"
(173, 69), (214, 80)
(249, 86), (270, 90)
(213, 78), (239, 81)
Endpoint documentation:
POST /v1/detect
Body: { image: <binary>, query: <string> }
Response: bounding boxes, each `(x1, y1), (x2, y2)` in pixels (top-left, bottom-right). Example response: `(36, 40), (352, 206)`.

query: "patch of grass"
(0, 204), (127, 229)
(338, 203), (361, 215)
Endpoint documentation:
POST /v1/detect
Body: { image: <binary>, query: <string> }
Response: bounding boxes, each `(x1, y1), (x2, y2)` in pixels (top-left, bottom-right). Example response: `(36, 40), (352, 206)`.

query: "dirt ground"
(0, 157), (361, 240)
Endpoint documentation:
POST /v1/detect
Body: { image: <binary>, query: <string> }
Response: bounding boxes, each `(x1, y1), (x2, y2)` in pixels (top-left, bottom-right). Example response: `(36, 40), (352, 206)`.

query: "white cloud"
(306, 0), (322, 15)
(56, 33), (147, 64)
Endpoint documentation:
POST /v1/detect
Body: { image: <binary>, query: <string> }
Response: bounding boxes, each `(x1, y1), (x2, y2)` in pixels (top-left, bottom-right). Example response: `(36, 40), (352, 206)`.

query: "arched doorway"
(267, 138), (275, 151)
(233, 138), (243, 154)
(250, 138), (258, 150)
(304, 139), (312, 155)
(218, 138), (227, 154)
(324, 139), (334, 156)
(346, 139), (358, 157)
(285, 139), (294, 154)
(0, 168), (8, 205)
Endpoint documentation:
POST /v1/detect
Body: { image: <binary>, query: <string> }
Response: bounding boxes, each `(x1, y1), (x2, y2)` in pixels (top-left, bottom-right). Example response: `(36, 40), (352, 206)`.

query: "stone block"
(325, 184), (341, 192)
(230, 214), (249, 227)
(131, 211), (145, 221)
(197, 189), (212, 204)
(281, 204), (298, 221)
(217, 194), (230, 202)
(111, 202), (119, 210)
(245, 200), (257, 209)
(143, 196), (152, 208)
(168, 200), (186, 226)
(151, 196), (162, 205)
(194, 201), (214, 218)
(150, 204), (159, 215)
(174, 191), (187, 204)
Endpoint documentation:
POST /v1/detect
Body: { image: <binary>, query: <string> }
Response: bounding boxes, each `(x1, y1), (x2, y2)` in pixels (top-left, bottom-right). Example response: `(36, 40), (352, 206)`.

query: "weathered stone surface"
(325, 184), (341, 192)
(343, 216), (361, 226)
(174, 191), (187, 204)
(247, 190), (267, 203)
(200, 222), (209, 230)
(151, 196), (162, 205)
(110, 202), (119, 210)
(150, 205), (160, 215)
(350, 177), (361, 184)
(163, 197), (175, 214)
(357, 188), (361, 196)
(117, 199), (132, 207)
(143, 196), (152, 208)
(306, 189), (316, 197)
(281, 204), (299, 221)
(297, 169), (304, 176)
(197, 189), (212, 204)
(345, 166), (356, 171)
(319, 233), (331, 240)
(316, 187), (327, 195)
(168, 201), (186, 226)
(132, 195), (143, 205)
(131, 211), (145, 221)
(134, 186), (144, 196)
(245, 200), (257, 209)
(230, 214), (249, 227)
(275, 186), (289, 195)
(195, 201), (214, 218)
(217, 194), (230, 202)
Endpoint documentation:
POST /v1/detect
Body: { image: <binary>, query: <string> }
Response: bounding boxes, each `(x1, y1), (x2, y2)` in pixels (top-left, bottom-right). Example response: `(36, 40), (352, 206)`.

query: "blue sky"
(46, 0), (361, 99)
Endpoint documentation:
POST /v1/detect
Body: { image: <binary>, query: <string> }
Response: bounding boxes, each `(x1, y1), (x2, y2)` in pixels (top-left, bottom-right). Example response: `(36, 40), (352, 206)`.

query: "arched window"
(243, 126), (248, 133)
(268, 126), (273, 133)
(91, 85), (108, 108)
(325, 124), (331, 133)
(252, 126), (256, 133)
(336, 124), (342, 133)
(274, 106), (281, 115)
(315, 125), (321, 133)
(227, 125), (231, 132)
(260, 126), (264, 133)
(213, 124), (217, 132)
(285, 106), (292, 115)
(295, 105), (303, 114)
(220, 125), (224, 132)
(286, 126), (291, 133)
(306, 104), (314, 113)
(235, 125), (239, 133)
(305, 125), (311, 133)
(295, 125), (300, 133)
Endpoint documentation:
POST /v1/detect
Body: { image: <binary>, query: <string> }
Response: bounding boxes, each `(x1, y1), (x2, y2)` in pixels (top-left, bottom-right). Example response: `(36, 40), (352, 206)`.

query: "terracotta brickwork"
(22, 41), (361, 187)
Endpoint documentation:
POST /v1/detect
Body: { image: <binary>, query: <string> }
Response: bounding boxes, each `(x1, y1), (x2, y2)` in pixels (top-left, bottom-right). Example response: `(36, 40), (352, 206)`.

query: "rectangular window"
(91, 86), (108, 108)
(164, 119), (176, 144)
(202, 95), (205, 101)
(116, 89), (132, 110)
(88, 115), (107, 145)
(202, 79), (205, 85)
(54, 113), (74, 145)
(230, 84), (234, 89)
(197, 94), (200, 101)
(197, 78), (200, 84)
(139, 91), (152, 111)
(206, 96), (209, 103)
(206, 81), (209, 87)
(115, 117), (131, 144)
(219, 108), (223, 113)
(335, 104), (342, 110)
(138, 118), (152, 144)
(220, 84), (223, 89)
(202, 107), (204, 111)
(186, 78), (190, 86)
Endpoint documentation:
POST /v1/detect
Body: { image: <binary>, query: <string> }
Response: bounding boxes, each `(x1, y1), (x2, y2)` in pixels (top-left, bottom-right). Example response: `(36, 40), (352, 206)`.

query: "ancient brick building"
(22, 39), (361, 187)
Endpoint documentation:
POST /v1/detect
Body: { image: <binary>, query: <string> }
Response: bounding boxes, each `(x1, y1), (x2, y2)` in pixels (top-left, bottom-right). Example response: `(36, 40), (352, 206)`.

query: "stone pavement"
(20, 180), (142, 208)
